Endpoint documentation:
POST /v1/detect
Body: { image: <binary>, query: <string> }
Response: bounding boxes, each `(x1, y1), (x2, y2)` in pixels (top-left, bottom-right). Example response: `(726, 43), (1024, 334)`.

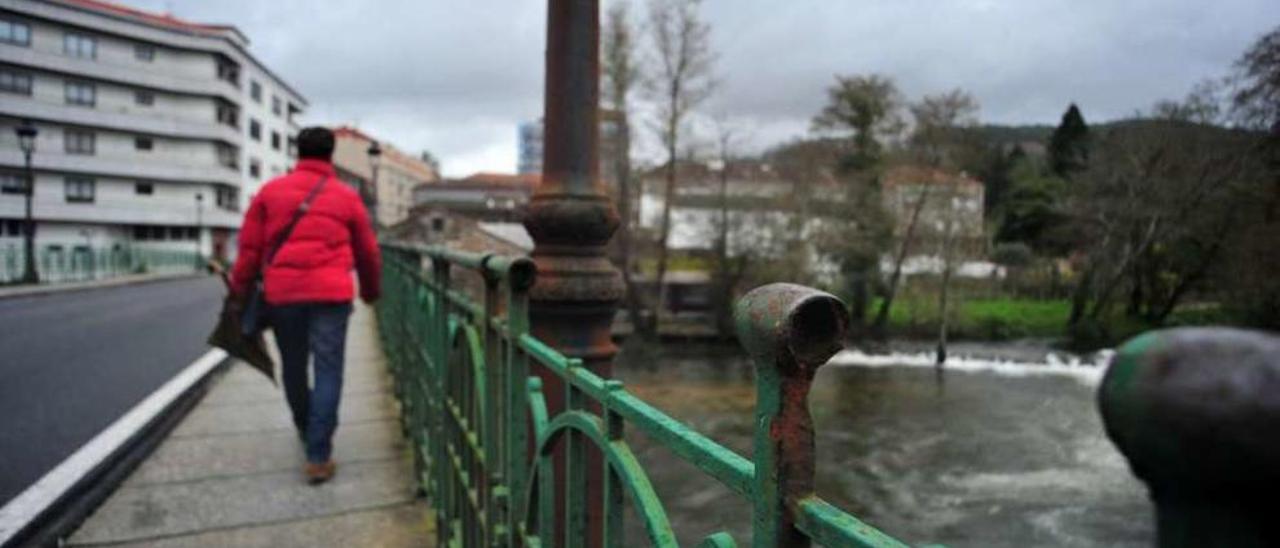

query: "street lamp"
(366, 140), (381, 222)
(15, 120), (38, 284)
(195, 192), (204, 271)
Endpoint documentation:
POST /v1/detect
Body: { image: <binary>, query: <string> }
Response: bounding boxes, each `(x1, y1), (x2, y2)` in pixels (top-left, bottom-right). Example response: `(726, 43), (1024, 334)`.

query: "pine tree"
(1048, 103), (1090, 177)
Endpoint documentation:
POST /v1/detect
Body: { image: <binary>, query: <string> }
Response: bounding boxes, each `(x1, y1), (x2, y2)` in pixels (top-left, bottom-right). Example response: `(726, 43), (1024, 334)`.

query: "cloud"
(131, 0), (1279, 175)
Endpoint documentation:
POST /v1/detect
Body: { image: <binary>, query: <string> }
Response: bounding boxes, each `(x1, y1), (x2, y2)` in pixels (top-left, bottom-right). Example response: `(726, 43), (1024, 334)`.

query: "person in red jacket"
(229, 126), (381, 484)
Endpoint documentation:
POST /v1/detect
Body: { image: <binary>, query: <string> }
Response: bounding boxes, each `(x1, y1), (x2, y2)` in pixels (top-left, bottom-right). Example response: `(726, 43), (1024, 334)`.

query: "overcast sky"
(131, 0), (1279, 177)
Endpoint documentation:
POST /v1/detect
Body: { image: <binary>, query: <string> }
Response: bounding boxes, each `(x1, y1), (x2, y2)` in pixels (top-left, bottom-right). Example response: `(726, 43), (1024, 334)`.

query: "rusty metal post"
(524, 0), (622, 545)
(736, 283), (849, 547)
(1099, 328), (1280, 548)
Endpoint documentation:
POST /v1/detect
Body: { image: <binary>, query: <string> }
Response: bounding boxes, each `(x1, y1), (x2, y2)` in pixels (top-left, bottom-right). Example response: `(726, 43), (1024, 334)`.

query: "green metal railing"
(0, 245), (201, 284)
(377, 242), (909, 547)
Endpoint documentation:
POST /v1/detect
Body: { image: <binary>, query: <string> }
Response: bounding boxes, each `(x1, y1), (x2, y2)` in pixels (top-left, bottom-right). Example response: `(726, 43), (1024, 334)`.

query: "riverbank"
(871, 296), (1233, 349)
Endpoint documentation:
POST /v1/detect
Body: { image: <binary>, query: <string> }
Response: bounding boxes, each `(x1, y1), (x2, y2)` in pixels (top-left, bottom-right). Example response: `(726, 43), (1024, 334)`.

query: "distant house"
(881, 166), (996, 276)
(411, 172), (537, 225)
(332, 126), (439, 228)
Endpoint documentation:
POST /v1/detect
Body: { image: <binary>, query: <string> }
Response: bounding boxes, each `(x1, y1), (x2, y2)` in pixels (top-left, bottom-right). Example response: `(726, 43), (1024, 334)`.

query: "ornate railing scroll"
(377, 242), (910, 547)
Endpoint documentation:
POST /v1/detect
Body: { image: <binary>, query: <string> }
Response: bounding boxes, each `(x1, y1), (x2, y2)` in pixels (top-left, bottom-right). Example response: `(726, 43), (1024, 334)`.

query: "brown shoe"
(305, 461), (336, 485)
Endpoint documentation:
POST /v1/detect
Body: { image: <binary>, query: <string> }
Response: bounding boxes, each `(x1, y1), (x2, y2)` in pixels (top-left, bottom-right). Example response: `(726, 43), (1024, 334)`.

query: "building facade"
(0, 0), (304, 269)
(332, 126), (438, 228)
(881, 166), (986, 258)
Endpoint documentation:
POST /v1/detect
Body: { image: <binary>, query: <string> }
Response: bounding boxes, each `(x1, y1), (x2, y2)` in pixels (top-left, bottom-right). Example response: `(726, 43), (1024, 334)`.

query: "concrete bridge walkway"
(67, 303), (433, 547)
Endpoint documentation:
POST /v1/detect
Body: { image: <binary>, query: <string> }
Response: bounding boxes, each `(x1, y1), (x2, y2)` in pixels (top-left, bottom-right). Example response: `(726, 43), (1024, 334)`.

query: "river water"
(612, 341), (1153, 547)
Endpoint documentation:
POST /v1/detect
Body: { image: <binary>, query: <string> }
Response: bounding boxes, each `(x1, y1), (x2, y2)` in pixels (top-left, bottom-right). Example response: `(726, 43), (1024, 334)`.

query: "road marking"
(0, 348), (228, 545)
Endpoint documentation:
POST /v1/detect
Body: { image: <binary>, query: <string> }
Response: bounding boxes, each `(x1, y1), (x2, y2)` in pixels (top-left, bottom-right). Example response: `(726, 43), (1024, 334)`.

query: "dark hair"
(297, 127), (335, 160)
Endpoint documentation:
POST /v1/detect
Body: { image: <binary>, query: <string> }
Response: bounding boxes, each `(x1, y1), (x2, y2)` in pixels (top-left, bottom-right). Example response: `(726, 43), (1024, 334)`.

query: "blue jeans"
(271, 302), (352, 464)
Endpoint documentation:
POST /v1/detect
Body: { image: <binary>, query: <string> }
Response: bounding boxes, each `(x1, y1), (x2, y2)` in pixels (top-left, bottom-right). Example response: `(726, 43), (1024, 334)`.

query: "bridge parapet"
(377, 242), (911, 547)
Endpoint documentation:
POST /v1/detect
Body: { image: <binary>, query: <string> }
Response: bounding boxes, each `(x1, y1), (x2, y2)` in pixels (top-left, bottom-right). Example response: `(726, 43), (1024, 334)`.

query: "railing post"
(525, 0), (621, 545)
(735, 283), (849, 548)
(431, 255), (454, 547)
(1099, 328), (1280, 548)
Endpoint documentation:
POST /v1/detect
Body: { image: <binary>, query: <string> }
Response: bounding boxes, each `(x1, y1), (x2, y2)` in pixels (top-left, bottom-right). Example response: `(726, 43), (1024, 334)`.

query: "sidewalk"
(0, 272), (201, 300)
(66, 303), (433, 547)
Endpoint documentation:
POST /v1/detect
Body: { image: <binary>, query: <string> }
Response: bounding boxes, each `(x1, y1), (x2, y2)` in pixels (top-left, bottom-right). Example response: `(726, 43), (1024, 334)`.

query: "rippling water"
(613, 342), (1153, 547)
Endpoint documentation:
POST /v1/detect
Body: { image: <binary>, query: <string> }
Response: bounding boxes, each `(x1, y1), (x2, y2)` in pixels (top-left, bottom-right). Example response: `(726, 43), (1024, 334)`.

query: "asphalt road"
(0, 276), (225, 507)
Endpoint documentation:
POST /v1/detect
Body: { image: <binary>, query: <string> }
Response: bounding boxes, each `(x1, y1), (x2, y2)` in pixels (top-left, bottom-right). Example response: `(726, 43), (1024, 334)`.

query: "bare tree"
(708, 116), (746, 337)
(645, 0), (716, 335)
(872, 89), (979, 337)
(602, 0), (648, 336)
(1065, 118), (1264, 336)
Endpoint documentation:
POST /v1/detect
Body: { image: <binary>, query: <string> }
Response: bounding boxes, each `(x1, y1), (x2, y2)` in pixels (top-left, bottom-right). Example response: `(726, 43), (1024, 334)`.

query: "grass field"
(873, 293), (1231, 346)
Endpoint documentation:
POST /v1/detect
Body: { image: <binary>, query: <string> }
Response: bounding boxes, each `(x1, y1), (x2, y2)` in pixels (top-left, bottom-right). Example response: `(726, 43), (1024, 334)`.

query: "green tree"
(809, 75), (903, 327)
(1048, 103), (1090, 177)
(995, 156), (1069, 254)
(1231, 24), (1280, 130)
(811, 74), (904, 173)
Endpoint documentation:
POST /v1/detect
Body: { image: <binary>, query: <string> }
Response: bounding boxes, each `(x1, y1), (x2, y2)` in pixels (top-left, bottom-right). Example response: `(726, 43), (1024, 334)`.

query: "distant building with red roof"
(331, 126), (440, 227)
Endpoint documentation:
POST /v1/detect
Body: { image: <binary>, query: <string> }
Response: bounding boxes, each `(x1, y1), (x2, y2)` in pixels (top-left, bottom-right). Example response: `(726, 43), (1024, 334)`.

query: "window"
(135, 136), (153, 151)
(65, 81), (95, 107)
(249, 118), (261, 140)
(217, 143), (239, 170)
(271, 131), (281, 151)
(135, 181), (154, 195)
(250, 80), (262, 102)
(169, 226), (186, 240)
(216, 185), (239, 211)
(63, 32), (96, 59)
(216, 55), (239, 85)
(271, 95), (282, 116)
(3, 219), (23, 237)
(0, 18), (31, 46)
(1, 172), (27, 195)
(0, 69), (32, 95)
(249, 158), (261, 179)
(215, 100), (238, 128)
(287, 136), (297, 157)
(64, 129), (95, 155)
(135, 89), (154, 106)
(64, 177), (95, 203)
(134, 43), (155, 62)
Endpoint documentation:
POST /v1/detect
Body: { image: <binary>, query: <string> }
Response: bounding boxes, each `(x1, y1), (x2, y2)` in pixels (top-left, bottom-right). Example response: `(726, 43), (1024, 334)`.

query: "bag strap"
(263, 175), (330, 268)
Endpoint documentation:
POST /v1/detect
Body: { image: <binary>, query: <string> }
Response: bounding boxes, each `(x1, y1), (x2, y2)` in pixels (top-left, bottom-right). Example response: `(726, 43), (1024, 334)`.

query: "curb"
(0, 349), (232, 548)
(0, 273), (207, 301)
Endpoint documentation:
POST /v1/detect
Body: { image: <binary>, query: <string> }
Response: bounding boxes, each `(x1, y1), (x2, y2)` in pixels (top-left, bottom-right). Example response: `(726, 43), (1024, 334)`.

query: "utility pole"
(15, 120), (39, 284)
(195, 192), (204, 271)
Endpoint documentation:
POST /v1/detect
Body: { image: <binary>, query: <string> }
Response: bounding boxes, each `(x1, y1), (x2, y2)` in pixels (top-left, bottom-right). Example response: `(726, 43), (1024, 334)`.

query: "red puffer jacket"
(229, 159), (381, 305)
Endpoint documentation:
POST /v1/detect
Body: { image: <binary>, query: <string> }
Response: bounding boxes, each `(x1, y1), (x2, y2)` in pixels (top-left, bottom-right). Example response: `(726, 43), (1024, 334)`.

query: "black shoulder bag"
(240, 175), (330, 336)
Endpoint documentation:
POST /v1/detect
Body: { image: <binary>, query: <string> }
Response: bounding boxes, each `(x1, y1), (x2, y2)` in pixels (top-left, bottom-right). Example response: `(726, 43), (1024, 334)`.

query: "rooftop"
(54, 0), (246, 42)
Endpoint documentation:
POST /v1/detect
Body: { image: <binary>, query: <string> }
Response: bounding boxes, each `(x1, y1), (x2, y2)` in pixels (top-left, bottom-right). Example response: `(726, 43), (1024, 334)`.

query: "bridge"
(13, 1), (1280, 547)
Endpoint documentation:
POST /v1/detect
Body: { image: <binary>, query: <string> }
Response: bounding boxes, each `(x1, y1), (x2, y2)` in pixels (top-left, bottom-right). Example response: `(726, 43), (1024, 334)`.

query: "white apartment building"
(0, 0), (304, 266)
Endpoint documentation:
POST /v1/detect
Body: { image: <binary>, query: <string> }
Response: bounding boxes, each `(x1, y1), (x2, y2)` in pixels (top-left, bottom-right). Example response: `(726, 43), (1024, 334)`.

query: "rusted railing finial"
(1099, 328), (1280, 548)
(736, 283), (848, 547)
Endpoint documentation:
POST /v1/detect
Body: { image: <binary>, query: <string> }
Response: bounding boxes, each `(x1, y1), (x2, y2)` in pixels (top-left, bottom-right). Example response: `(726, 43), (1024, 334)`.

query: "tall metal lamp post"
(194, 192), (204, 271)
(15, 120), (39, 284)
(366, 140), (382, 226)
(523, 1), (623, 543)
